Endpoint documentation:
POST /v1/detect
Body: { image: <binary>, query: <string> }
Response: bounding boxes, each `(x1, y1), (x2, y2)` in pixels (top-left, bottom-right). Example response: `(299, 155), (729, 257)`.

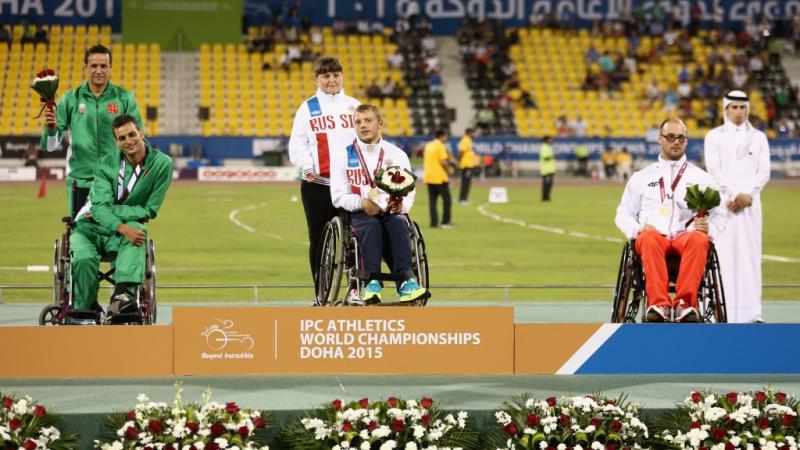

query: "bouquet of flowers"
(1, 391), (79, 450)
(684, 185), (721, 219)
(94, 387), (270, 450)
(30, 68), (59, 129)
(654, 388), (799, 450)
(489, 393), (649, 450)
(376, 166), (417, 213)
(279, 396), (478, 450)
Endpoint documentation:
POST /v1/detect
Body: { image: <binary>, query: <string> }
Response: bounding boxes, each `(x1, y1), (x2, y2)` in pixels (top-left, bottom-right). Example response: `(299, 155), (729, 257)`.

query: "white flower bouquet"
(654, 389), (799, 450)
(31, 68), (59, 128)
(1, 391), (78, 450)
(279, 396), (478, 449)
(94, 387), (270, 450)
(490, 393), (649, 450)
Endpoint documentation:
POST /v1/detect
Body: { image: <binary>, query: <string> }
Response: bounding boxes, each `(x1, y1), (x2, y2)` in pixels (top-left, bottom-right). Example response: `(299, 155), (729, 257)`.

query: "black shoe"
(674, 306), (700, 323)
(108, 293), (139, 315)
(645, 305), (671, 323)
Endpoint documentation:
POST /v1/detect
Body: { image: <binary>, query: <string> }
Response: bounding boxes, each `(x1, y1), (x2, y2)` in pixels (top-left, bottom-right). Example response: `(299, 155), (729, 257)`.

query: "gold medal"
(369, 187), (380, 201)
(658, 204), (671, 216)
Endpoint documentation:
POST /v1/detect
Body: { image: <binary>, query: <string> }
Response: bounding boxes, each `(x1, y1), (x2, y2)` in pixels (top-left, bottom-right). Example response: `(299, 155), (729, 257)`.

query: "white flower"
(590, 442), (604, 450)
(557, 444), (567, 450)
(361, 443), (372, 450)
(380, 440), (397, 450)
(539, 442), (548, 449)
(13, 398), (29, 415)
(137, 394), (150, 403)
(496, 411), (513, 426)
(333, 445), (341, 450)
(372, 425), (392, 439)
(406, 443), (419, 450)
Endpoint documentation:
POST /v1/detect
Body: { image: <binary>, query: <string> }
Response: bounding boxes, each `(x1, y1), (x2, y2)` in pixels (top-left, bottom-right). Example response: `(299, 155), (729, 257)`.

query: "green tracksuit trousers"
(70, 221), (147, 310)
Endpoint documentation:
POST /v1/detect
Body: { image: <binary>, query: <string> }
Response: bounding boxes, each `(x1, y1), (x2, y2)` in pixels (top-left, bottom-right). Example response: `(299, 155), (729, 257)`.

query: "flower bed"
(1, 391), (78, 450)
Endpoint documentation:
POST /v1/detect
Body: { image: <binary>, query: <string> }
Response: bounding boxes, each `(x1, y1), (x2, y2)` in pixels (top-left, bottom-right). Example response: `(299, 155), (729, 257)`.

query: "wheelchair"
(39, 186), (157, 326)
(611, 240), (727, 323)
(315, 211), (430, 306)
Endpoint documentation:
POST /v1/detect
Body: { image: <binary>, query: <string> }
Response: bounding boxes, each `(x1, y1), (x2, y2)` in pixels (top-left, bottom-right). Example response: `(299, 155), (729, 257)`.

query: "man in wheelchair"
(329, 104), (428, 305)
(615, 118), (725, 323)
(70, 114), (172, 322)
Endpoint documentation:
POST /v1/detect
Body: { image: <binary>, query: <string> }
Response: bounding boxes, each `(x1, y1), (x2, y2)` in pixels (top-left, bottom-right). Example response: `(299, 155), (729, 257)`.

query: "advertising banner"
(173, 307), (515, 375)
(197, 166), (297, 182)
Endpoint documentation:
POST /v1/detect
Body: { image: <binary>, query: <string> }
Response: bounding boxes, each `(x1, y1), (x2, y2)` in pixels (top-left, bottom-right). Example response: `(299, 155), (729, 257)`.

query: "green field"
(1, 179), (798, 303)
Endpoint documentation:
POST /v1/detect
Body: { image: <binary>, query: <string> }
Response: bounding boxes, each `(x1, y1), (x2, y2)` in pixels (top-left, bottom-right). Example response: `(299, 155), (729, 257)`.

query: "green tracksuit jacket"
(70, 144), (172, 310)
(40, 81), (143, 188)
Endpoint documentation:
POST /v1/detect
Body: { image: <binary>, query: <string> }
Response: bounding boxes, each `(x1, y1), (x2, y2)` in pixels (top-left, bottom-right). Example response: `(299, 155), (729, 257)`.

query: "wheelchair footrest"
(353, 270), (400, 283)
(105, 311), (143, 325)
(66, 309), (101, 325)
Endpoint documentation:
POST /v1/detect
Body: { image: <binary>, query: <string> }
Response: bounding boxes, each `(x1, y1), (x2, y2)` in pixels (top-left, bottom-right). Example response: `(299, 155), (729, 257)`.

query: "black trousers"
(459, 168), (473, 202)
(427, 182), (452, 227)
(300, 181), (338, 289)
(542, 174), (554, 201)
(350, 212), (413, 288)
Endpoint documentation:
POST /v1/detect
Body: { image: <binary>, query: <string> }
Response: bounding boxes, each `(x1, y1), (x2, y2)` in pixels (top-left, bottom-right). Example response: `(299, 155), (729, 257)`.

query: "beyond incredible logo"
(201, 318), (255, 351)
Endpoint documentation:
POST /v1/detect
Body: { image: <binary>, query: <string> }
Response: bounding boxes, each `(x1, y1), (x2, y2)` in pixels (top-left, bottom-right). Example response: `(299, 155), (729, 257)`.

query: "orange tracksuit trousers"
(635, 230), (709, 308)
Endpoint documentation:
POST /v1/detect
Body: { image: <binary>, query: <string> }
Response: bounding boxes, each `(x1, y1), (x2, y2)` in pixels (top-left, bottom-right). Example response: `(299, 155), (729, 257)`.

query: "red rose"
(342, 422), (353, 432)
(691, 392), (702, 403)
(726, 392), (738, 404)
(10, 418), (22, 430)
(148, 419), (162, 433)
(611, 420), (623, 432)
(560, 415), (571, 427)
(527, 413), (540, 427)
(189, 446), (197, 450)
(206, 444), (220, 450)
(422, 414), (431, 426)
(33, 405), (46, 417)
(46, 69), (55, 76)
(391, 418), (405, 433)
(2, 396), (13, 409)
(725, 443), (735, 450)
(504, 421), (519, 435)
(164, 446), (175, 450)
(586, 395), (595, 400)
(237, 426), (250, 437)
(690, 421), (701, 429)
(144, 447), (153, 450)
(605, 399), (615, 405)
(125, 426), (139, 440)
(23, 440), (37, 450)
(546, 397), (557, 407)
(186, 422), (199, 434)
(591, 418), (602, 428)
(126, 410), (137, 421)
(607, 444), (617, 450)
(210, 421), (226, 437)
(36, 70), (46, 78)
(755, 391), (767, 403)
(368, 420), (379, 432)
(783, 414), (794, 427)
(421, 397), (433, 409)
(758, 417), (770, 430)
(776, 392), (787, 404)
(332, 399), (342, 410)
(253, 416), (266, 429)
(225, 402), (240, 414)
(359, 398), (369, 408)
(712, 427), (726, 442)
(387, 397), (398, 407)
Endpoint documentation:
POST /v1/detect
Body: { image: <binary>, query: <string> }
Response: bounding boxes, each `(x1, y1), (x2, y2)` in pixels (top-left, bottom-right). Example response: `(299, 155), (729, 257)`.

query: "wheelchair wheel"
(317, 216), (346, 306)
(410, 221), (429, 306)
(52, 236), (68, 305)
(611, 242), (643, 323)
(699, 245), (727, 323)
(142, 240), (157, 325)
(39, 304), (64, 326)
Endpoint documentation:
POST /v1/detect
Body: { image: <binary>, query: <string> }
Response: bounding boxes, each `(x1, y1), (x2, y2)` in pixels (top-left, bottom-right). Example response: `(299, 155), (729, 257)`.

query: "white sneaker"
(346, 291), (365, 306)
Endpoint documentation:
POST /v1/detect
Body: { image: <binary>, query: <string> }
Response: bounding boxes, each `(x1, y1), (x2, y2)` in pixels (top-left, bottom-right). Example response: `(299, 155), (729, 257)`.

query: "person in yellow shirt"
(458, 128), (478, 204)
(423, 129), (454, 229)
(615, 146), (633, 181)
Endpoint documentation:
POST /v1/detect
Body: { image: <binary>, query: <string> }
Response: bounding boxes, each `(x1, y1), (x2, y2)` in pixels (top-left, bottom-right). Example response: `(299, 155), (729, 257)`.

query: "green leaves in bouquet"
(684, 185), (721, 216)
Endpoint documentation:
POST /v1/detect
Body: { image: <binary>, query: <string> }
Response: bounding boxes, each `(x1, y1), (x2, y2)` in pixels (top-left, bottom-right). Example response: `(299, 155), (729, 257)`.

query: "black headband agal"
(725, 93), (749, 102)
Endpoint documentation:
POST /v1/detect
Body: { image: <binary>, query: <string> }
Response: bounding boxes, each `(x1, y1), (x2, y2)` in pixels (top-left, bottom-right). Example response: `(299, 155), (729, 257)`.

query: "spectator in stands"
(20, 24), (35, 45)
(329, 104), (428, 305)
(457, 128), (477, 204)
(663, 85), (679, 112)
(602, 147), (617, 179)
(555, 115), (570, 137)
(41, 44), (143, 216)
(476, 105), (495, 133)
(387, 50), (403, 69)
(615, 147), (633, 181)
(574, 142), (589, 177)
(423, 129), (454, 229)
(645, 79), (661, 107)
(288, 56), (360, 303)
(367, 79), (382, 98)
(616, 117), (724, 323)
(250, 26), (275, 53)
(0, 23), (10, 49)
(34, 24), (48, 47)
(585, 45), (600, 65)
(310, 26), (323, 46)
(428, 69), (443, 94)
(569, 115), (588, 137)
(777, 116), (795, 138)
(381, 77), (398, 99)
(539, 136), (555, 202)
(704, 90), (771, 323)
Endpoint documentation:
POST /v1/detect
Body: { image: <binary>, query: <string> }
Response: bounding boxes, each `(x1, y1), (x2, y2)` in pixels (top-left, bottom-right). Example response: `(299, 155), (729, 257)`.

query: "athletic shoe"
(645, 305), (671, 323)
(674, 306), (700, 323)
(108, 292), (138, 315)
(347, 290), (365, 306)
(363, 280), (382, 305)
(398, 278), (426, 303)
(440, 223), (456, 230)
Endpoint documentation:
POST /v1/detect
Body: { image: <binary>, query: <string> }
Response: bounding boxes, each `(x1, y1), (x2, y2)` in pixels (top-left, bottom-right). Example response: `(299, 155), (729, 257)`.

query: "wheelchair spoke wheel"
(317, 217), (346, 306)
(143, 240), (157, 325)
(52, 236), (68, 305)
(410, 221), (429, 290)
(703, 246), (727, 323)
(39, 304), (64, 326)
(612, 242), (636, 323)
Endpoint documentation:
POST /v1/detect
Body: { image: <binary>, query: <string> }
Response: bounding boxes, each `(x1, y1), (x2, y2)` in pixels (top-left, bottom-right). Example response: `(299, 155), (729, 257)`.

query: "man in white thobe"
(704, 90), (771, 323)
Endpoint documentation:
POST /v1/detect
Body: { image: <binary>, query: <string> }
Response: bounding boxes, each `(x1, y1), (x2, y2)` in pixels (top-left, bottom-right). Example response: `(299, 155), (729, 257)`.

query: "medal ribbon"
(353, 139), (384, 188)
(658, 161), (688, 203)
(117, 158), (144, 203)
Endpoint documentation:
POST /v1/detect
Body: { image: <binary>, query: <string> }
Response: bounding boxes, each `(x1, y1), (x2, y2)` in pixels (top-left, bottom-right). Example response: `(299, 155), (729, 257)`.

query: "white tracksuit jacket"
(330, 137), (415, 213)
(615, 155), (726, 240)
(288, 89), (360, 185)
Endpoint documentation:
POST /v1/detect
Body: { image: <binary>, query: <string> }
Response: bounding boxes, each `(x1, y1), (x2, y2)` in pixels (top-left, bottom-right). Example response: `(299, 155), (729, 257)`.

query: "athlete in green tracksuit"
(70, 114), (172, 312)
(41, 44), (142, 215)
